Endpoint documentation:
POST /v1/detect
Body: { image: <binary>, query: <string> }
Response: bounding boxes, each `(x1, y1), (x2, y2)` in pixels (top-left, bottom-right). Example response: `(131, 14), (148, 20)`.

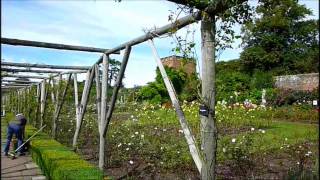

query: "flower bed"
(25, 125), (103, 180)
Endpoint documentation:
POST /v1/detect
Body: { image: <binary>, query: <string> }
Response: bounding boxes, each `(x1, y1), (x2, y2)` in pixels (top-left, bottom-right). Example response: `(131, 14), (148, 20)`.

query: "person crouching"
(4, 114), (27, 156)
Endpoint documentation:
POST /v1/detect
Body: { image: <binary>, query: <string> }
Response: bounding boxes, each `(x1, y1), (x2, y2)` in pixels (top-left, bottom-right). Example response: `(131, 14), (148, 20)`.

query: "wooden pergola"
(1, 1), (251, 178)
(1, 11), (205, 173)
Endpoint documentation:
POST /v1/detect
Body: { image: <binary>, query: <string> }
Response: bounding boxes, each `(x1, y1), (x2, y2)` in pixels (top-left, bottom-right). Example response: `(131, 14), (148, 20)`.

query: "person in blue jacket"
(4, 114), (27, 156)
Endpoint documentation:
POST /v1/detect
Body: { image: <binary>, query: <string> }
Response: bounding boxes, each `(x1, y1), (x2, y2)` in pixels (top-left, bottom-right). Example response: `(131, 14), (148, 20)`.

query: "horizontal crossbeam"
(2, 83), (36, 86)
(94, 11), (201, 64)
(1, 79), (39, 83)
(1, 61), (91, 70)
(3, 74), (49, 79)
(2, 86), (29, 89)
(1, 38), (120, 54)
(2, 68), (87, 74)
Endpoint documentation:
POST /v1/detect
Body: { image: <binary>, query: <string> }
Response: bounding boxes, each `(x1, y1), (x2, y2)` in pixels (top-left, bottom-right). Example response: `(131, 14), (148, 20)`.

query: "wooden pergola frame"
(1, 11), (204, 172)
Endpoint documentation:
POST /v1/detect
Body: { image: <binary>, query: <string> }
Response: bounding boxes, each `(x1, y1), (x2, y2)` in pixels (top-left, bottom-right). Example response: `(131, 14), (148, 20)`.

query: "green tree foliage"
(108, 59), (121, 85)
(240, 0), (319, 75)
(216, 60), (275, 103)
(216, 70), (250, 101)
(137, 66), (199, 104)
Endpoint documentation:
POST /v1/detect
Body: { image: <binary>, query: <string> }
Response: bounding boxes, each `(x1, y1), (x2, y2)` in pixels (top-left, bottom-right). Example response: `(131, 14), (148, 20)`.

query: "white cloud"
(2, 1), (318, 87)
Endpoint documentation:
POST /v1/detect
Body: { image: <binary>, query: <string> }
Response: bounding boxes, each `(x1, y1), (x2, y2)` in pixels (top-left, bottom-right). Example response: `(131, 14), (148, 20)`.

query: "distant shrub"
(137, 67), (199, 104)
(250, 71), (274, 89)
(271, 88), (318, 106)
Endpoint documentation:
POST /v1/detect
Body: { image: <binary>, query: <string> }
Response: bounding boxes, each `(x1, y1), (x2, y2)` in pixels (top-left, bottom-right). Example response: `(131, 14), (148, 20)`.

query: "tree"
(108, 59), (121, 85)
(167, 1), (251, 179)
(240, 0), (319, 75)
(137, 66), (189, 104)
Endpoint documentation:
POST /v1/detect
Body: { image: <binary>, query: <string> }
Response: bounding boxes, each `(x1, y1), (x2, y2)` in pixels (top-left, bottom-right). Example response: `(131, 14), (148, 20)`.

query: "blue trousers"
(4, 124), (24, 153)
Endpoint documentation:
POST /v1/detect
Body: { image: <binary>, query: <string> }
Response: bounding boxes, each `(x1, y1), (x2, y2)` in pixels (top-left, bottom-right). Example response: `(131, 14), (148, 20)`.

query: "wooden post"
(57, 74), (62, 100)
(148, 39), (203, 173)
(19, 89), (23, 113)
(73, 73), (80, 136)
(26, 87), (31, 120)
(35, 84), (41, 127)
(17, 90), (20, 113)
(23, 88), (27, 116)
(94, 64), (101, 144)
(8, 92), (11, 112)
(72, 68), (95, 149)
(50, 77), (56, 104)
(13, 91), (16, 113)
(20, 89), (23, 114)
(99, 54), (109, 170)
(94, 64), (101, 129)
(200, 14), (217, 180)
(24, 88), (27, 118)
(40, 80), (47, 128)
(20, 89), (23, 113)
(52, 74), (72, 138)
(104, 45), (131, 137)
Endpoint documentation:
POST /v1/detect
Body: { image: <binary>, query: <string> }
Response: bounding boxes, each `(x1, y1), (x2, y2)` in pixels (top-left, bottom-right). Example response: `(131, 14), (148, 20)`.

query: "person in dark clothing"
(4, 114), (27, 156)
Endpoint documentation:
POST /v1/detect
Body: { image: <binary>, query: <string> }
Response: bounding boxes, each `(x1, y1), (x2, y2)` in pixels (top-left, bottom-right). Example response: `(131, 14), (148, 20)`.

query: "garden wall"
(274, 73), (319, 91)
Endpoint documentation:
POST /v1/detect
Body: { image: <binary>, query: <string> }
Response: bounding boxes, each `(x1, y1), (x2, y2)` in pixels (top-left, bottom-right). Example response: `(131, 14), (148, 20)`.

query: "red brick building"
(160, 55), (196, 75)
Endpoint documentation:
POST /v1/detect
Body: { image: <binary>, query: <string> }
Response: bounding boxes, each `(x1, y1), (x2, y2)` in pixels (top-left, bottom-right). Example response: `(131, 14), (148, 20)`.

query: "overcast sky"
(1, 0), (318, 87)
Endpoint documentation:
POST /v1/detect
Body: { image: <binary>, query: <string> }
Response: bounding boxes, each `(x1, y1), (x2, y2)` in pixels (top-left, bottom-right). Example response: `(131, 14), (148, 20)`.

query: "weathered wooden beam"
(2, 86), (25, 89)
(56, 74), (63, 107)
(104, 45), (131, 136)
(35, 84), (41, 127)
(17, 90), (21, 113)
(200, 14), (217, 180)
(2, 68), (87, 74)
(2, 61), (91, 70)
(1, 38), (120, 54)
(3, 70), (87, 82)
(98, 54), (109, 170)
(26, 87), (31, 120)
(50, 77), (56, 104)
(2, 83), (33, 87)
(3, 74), (48, 79)
(94, 65), (101, 131)
(73, 73), (80, 139)
(94, 11), (201, 64)
(52, 70), (86, 78)
(1, 79), (39, 84)
(72, 68), (95, 149)
(40, 80), (47, 127)
(23, 88), (27, 117)
(148, 39), (202, 173)
(52, 74), (72, 138)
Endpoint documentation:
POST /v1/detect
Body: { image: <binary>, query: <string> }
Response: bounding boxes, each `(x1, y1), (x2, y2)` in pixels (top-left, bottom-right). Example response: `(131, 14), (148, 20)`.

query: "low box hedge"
(25, 125), (103, 180)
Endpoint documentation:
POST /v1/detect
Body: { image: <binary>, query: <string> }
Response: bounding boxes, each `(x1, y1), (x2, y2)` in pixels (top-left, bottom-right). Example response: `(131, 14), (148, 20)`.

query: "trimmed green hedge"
(25, 125), (103, 180)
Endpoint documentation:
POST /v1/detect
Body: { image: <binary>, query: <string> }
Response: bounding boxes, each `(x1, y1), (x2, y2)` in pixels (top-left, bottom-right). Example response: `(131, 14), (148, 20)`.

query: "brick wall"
(275, 73), (319, 91)
(161, 56), (196, 75)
